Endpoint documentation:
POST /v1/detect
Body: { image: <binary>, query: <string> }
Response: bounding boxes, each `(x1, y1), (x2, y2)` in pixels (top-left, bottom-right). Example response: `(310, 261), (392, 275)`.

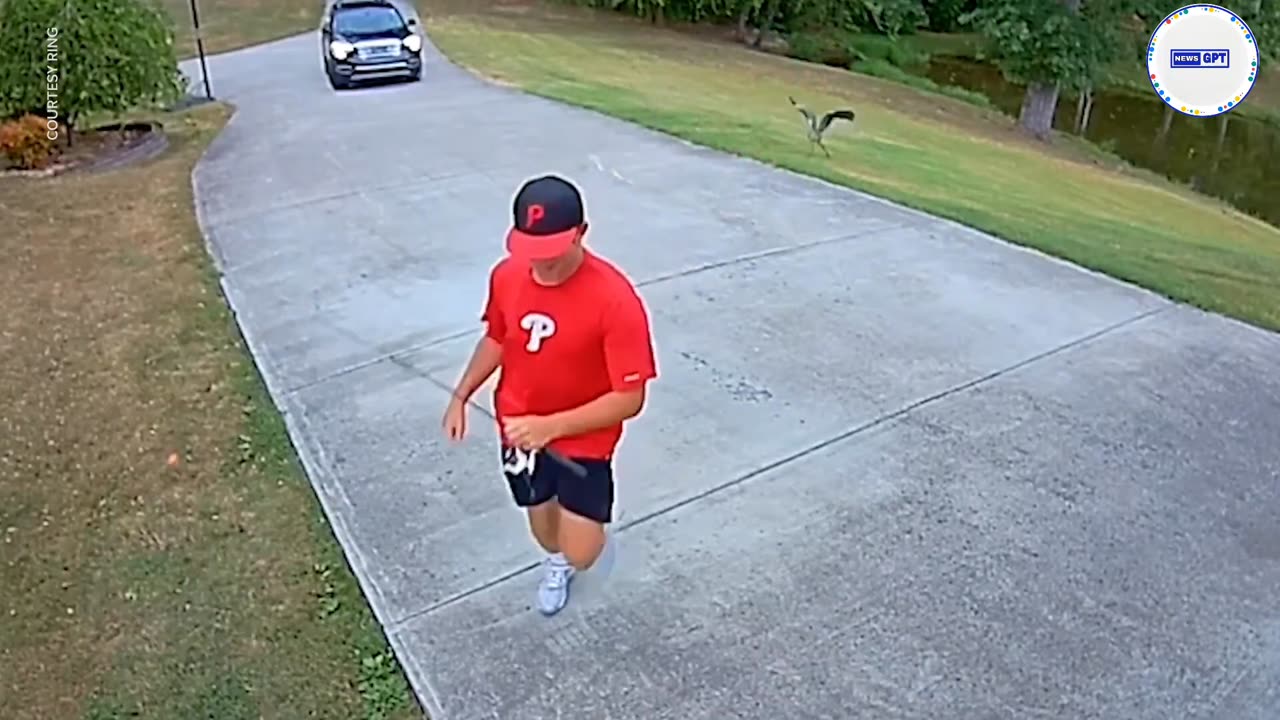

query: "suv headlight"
(329, 40), (355, 60)
(403, 34), (422, 53)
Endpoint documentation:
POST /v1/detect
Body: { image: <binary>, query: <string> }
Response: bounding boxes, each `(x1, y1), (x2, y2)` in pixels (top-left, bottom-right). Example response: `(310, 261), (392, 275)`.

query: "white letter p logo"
(520, 312), (556, 353)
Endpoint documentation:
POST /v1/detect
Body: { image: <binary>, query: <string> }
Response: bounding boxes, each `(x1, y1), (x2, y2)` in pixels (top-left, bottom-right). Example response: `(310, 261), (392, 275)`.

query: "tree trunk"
(1080, 87), (1094, 134)
(1072, 86), (1094, 134)
(736, 1), (751, 42)
(1154, 104), (1175, 144)
(753, 0), (778, 48)
(651, 4), (663, 25)
(1019, 82), (1060, 140)
(1206, 114), (1230, 184)
(1022, 0), (1080, 142)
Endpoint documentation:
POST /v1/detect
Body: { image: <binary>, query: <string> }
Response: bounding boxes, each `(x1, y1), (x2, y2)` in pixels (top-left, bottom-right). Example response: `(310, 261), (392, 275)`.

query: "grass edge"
(185, 100), (422, 720)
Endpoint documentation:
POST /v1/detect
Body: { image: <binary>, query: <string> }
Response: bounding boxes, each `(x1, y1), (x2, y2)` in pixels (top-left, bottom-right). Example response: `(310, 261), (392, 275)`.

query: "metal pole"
(189, 0), (213, 100)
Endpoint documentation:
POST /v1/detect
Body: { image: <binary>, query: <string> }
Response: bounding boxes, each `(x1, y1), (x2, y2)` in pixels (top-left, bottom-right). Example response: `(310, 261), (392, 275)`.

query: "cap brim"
(506, 227), (577, 261)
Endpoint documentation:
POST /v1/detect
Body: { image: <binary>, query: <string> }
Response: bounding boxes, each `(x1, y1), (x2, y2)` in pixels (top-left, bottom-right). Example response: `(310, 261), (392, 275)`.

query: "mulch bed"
(1, 121), (169, 177)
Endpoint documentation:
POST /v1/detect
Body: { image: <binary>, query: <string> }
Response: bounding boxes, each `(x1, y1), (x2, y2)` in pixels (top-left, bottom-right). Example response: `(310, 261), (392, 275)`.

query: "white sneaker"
(537, 553), (575, 616)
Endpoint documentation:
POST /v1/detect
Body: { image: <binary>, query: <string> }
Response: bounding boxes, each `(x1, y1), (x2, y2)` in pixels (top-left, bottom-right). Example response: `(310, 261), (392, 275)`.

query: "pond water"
(923, 56), (1280, 229)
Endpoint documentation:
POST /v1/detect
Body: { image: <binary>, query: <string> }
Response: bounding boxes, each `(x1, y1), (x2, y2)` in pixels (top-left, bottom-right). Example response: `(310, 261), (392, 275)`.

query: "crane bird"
(789, 96), (856, 157)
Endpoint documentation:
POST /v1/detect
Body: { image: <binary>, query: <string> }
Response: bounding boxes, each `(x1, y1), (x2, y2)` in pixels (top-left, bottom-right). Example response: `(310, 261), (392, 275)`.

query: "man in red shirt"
(441, 174), (658, 615)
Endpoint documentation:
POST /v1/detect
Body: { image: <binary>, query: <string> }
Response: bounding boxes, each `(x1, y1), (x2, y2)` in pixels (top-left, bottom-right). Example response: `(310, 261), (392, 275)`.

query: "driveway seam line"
(202, 168), (477, 230)
(283, 327), (478, 395)
(280, 224), (903, 397)
(608, 306), (1170, 532)
(634, 223), (902, 289)
(387, 303), (1170, 628)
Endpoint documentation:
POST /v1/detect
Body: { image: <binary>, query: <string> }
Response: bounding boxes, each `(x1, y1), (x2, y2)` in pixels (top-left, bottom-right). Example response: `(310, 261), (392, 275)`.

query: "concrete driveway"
(183, 12), (1280, 720)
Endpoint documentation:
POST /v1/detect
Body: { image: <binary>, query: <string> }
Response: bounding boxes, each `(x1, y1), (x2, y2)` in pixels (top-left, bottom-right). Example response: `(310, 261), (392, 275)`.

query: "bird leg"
(817, 138), (831, 158)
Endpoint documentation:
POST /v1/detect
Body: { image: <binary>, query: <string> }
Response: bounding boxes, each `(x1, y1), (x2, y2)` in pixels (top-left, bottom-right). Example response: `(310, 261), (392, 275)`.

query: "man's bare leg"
(533, 506), (609, 615)
(526, 500), (561, 553)
(530, 500), (577, 616)
(557, 507), (606, 571)
(529, 456), (615, 616)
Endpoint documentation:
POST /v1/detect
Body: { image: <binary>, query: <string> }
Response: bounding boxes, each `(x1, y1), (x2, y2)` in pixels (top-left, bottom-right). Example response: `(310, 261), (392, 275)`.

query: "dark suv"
(321, 0), (423, 90)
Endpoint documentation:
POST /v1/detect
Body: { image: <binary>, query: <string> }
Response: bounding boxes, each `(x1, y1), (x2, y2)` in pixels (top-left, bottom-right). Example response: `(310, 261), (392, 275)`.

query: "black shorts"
(500, 445), (614, 524)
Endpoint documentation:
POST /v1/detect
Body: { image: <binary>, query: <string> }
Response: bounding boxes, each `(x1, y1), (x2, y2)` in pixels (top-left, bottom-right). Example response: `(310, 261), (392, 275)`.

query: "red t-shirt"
(481, 250), (658, 460)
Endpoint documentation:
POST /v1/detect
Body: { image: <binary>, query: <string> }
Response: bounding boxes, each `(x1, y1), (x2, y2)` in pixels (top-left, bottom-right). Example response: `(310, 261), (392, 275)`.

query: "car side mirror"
(407, 18), (419, 28)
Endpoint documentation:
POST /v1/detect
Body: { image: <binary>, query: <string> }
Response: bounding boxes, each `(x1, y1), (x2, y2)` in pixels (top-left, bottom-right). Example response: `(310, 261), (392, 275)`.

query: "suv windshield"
(333, 6), (404, 36)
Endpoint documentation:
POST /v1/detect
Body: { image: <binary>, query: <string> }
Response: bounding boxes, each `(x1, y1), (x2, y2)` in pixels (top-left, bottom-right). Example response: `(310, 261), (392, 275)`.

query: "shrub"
(924, 0), (977, 32)
(0, 113), (57, 169)
(845, 33), (929, 70)
(0, 0), (185, 141)
(859, 0), (928, 38)
(788, 31), (857, 67)
(851, 58), (994, 109)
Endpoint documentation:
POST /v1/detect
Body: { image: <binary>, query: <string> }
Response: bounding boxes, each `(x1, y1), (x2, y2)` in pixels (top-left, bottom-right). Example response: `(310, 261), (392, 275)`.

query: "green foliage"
(776, 0), (865, 33)
(847, 31), (929, 67)
(923, 0), (976, 31)
(561, 0), (942, 36)
(787, 30), (860, 65)
(1232, 0), (1280, 70)
(961, 0), (1126, 92)
(785, 28), (931, 68)
(0, 0), (61, 120)
(0, 0), (186, 130)
(1122, 1), (1278, 71)
(860, 0), (927, 37)
(558, 0), (741, 22)
(852, 56), (993, 106)
(357, 650), (410, 720)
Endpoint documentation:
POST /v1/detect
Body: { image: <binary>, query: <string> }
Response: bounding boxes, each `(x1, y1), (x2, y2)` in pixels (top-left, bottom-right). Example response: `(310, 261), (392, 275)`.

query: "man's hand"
(501, 414), (563, 451)
(442, 397), (467, 442)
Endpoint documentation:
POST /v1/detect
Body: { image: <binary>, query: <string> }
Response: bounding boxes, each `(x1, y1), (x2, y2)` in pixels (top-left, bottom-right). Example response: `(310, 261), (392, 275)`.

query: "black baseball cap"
(506, 174), (586, 260)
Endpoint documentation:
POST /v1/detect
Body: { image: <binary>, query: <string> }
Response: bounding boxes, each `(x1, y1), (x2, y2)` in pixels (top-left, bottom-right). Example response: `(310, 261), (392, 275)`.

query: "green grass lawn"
(0, 103), (417, 720)
(419, 0), (1280, 333)
(159, 0), (323, 58)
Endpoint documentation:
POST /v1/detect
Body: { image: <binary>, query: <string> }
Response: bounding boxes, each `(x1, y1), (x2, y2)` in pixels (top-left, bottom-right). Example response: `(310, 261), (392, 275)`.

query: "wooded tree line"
(567, 0), (976, 36)
(566, 0), (1280, 140)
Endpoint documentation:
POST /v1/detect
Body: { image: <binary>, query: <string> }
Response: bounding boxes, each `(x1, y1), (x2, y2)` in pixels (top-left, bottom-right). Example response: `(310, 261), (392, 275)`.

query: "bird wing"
(817, 109), (856, 133)
(789, 96), (815, 123)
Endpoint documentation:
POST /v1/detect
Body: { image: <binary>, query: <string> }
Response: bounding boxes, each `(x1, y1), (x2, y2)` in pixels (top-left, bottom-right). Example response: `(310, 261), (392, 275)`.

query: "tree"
(924, 0), (977, 31)
(0, 0), (186, 143)
(962, 0), (1131, 140)
(736, 0), (765, 40)
(1230, 0), (1280, 72)
(570, 0), (930, 38)
(860, 0), (928, 37)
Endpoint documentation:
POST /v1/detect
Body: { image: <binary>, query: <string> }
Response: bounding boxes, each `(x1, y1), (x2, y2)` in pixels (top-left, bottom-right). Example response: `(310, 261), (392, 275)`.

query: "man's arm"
(547, 286), (656, 436)
(452, 266), (506, 404)
(548, 387), (645, 437)
(450, 335), (502, 404)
